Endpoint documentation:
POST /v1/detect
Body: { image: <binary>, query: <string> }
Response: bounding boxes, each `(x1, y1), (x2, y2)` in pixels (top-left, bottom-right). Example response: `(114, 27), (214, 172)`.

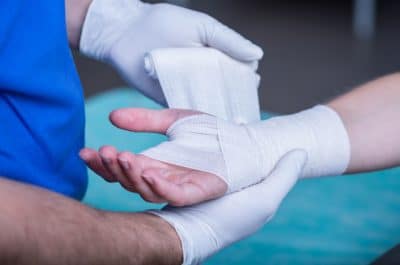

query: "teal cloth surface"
(83, 89), (400, 265)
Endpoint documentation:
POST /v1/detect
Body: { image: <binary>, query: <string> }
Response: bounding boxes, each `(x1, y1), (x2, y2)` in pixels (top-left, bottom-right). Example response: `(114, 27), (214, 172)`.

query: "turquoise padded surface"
(83, 89), (400, 265)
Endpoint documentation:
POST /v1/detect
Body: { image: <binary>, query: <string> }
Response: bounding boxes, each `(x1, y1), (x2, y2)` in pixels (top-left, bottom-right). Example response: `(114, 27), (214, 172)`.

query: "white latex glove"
(80, 0), (264, 105)
(150, 150), (307, 265)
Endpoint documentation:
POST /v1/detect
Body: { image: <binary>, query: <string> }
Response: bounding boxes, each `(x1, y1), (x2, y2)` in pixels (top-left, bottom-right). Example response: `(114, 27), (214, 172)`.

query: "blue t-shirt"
(0, 0), (87, 199)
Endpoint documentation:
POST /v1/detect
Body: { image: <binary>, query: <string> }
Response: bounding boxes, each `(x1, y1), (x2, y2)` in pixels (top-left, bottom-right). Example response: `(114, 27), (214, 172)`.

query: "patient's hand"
(80, 108), (228, 206)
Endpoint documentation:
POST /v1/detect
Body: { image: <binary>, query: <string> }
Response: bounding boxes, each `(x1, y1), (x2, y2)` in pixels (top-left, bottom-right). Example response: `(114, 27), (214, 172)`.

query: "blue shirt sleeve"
(0, 0), (87, 199)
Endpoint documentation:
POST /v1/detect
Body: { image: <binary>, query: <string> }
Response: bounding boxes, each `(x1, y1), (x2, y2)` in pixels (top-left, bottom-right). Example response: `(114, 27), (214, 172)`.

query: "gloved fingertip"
(208, 21), (264, 61)
(236, 38), (264, 61)
(250, 44), (264, 60)
(246, 60), (259, 71)
(142, 174), (155, 186)
(283, 149), (308, 172)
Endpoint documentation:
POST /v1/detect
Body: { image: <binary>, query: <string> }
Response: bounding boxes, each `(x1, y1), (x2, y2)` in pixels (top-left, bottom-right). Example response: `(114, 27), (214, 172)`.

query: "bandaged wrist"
(220, 105), (350, 185)
(80, 0), (145, 60)
(143, 105), (350, 193)
(244, 105), (350, 178)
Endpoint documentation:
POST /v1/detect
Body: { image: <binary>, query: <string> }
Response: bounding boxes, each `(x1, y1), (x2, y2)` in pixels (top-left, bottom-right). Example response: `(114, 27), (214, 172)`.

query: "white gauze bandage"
(144, 47), (261, 124)
(143, 105), (351, 193)
(141, 47), (262, 192)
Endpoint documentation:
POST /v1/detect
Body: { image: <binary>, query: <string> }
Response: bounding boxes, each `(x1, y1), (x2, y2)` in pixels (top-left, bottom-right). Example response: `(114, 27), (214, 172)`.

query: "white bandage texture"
(142, 114), (262, 192)
(143, 105), (350, 193)
(144, 47), (261, 124)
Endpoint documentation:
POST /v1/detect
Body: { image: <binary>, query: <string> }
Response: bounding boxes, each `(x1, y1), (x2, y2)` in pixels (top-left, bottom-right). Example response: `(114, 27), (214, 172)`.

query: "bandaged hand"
(81, 108), (228, 205)
(80, 105), (350, 206)
(79, 0), (263, 105)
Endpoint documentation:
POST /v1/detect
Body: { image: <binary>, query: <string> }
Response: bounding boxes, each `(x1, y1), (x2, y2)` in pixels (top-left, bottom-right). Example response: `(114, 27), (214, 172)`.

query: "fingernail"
(101, 155), (112, 164)
(79, 152), (88, 161)
(118, 158), (130, 170)
(142, 175), (154, 185)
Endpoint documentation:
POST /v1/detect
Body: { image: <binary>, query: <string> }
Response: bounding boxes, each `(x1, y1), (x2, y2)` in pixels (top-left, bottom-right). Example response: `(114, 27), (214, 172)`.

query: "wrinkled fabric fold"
(144, 47), (261, 124)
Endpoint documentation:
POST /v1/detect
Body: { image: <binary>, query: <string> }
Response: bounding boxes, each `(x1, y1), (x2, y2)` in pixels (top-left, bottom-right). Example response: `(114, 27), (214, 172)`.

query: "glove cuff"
(147, 209), (216, 265)
(80, 0), (145, 61)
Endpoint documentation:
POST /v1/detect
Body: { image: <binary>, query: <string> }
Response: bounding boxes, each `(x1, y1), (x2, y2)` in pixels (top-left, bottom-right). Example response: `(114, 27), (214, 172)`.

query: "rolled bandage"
(144, 47), (261, 124)
(143, 105), (351, 193)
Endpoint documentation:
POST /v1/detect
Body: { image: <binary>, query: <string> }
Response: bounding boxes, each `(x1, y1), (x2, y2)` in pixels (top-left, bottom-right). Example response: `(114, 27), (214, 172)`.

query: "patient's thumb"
(109, 108), (193, 134)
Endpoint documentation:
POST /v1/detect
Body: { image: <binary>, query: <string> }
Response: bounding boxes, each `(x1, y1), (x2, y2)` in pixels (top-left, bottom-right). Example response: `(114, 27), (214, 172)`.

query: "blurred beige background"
(74, 0), (400, 113)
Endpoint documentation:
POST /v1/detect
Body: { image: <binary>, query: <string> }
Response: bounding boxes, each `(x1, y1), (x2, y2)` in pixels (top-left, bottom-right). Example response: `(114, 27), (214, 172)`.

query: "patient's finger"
(79, 148), (116, 182)
(99, 146), (125, 179)
(142, 169), (223, 207)
(142, 172), (191, 207)
(109, 108), (200, 134)
(118, 152), (165, 203)
(99, 146), (137, 191)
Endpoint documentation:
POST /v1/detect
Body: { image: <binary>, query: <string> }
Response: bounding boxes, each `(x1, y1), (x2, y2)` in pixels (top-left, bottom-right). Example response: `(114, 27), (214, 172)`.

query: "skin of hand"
(328, 72), (400, 172)
(65, 0), (92, 48)
(80, 108), (228, 206)
(0, 177), (182, 265)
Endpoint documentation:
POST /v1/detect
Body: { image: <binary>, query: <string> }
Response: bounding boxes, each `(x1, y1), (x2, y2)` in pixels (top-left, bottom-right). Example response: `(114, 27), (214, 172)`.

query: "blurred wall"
(74, 0), (400, 113)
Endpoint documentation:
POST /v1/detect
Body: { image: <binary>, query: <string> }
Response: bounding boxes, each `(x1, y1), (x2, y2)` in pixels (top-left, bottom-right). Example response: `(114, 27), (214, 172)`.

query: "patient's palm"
(135, 154), (228, 206)
(81, 108), (228, 206)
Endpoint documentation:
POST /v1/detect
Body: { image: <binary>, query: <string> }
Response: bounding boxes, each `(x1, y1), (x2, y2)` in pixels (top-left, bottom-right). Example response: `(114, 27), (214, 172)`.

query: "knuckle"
(99, 145), (112, 152)
(140, 193), (156, 203)
(125, 174), (139, 187)
(120, 182), (136, 192)
(102, 176), (115, 183)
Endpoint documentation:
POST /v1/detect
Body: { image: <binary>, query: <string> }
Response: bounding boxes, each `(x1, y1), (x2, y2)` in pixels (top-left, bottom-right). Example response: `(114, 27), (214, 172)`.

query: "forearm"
(0, 177), (181, 265)
(328, 72), (400, 173)
(65, 0), (92, 48)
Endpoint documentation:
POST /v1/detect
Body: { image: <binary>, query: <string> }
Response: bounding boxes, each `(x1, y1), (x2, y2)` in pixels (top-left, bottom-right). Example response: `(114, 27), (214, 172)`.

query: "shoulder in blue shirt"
(0, 0), (87, 199)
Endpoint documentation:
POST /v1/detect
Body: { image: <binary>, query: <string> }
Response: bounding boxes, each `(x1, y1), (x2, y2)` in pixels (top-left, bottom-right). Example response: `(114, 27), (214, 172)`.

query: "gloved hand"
(150, 150), (307, 265)
(79, 0), (263, 105)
